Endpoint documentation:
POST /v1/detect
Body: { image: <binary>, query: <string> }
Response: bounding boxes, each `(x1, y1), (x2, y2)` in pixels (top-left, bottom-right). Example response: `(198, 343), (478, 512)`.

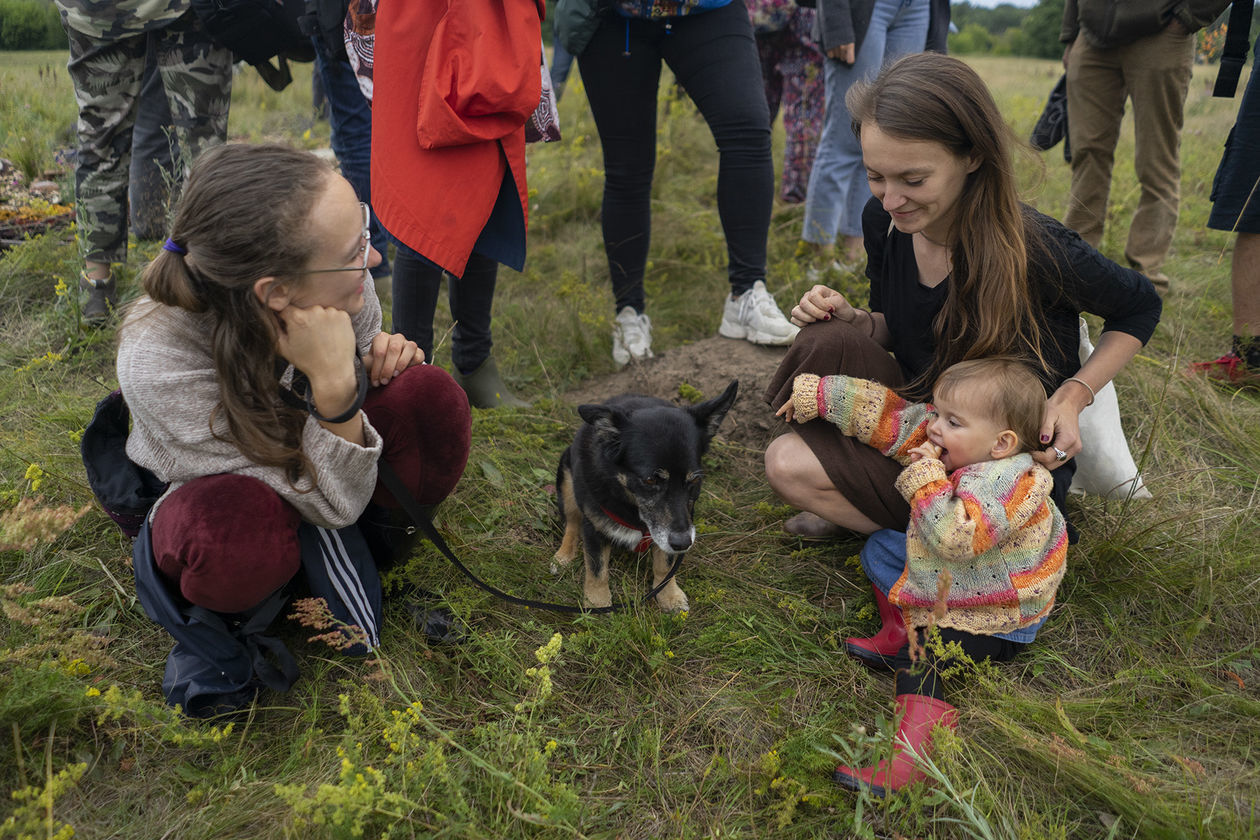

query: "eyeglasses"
(305, 203), (371, 274)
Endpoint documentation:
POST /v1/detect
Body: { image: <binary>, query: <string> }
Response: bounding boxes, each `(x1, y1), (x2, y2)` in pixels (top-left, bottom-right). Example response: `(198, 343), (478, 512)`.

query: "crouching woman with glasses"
(116, 144), (471, 717)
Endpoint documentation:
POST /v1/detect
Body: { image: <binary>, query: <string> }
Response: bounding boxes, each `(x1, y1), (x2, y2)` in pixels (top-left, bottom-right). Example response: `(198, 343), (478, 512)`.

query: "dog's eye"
(642, 470), (668, 487)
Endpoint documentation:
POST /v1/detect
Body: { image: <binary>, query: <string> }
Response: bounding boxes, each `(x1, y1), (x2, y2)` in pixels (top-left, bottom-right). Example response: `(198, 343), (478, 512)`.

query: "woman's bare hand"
(364, 331), (423, 387)
(276, 304), (356, 384)
(1031, 394), (1083, 471)
(791, 284), (857, 327)
(827, 43), (856, 64)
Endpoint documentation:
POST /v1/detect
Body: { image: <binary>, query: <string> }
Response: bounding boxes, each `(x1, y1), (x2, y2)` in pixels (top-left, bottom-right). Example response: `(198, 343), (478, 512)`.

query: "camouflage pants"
(65, 11), (232, 264)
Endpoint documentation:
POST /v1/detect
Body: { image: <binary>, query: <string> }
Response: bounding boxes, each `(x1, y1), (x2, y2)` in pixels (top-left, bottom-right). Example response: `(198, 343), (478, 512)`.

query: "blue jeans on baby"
(801, 0), (929, 245)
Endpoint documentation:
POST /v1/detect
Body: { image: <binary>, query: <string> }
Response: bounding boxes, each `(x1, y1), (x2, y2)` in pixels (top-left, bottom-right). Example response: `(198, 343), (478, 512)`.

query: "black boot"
(80, 270), (117, 326)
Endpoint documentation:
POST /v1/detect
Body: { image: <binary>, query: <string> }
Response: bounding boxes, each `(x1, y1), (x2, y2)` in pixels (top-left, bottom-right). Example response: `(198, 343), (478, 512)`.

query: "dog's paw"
(551, 548), (576, 575)
(654, 582), (689, 614)
(583, 583), (613, 609)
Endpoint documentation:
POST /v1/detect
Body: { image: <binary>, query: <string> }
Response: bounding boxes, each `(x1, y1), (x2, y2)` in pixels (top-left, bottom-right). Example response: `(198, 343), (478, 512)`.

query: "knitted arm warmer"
(790, 374), (823, 421)
(812, 374), (931, 464)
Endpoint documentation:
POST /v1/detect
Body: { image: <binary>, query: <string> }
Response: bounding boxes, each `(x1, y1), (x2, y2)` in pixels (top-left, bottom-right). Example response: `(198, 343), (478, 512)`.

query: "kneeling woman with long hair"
(117, 144), (472, 716)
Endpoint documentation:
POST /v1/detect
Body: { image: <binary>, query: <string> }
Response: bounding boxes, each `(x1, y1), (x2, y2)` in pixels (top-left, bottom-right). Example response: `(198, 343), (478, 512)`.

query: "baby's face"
(925, 388), (1008, 472)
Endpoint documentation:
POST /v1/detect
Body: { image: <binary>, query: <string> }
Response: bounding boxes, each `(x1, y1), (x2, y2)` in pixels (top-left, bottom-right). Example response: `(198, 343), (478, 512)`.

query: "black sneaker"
(80, 271), (118, 326)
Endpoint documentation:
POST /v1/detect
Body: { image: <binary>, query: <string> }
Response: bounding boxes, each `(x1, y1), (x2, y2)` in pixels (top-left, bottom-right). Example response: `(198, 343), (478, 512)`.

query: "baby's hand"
(775, 398), (796, 423)
(908, 441), (942, 463)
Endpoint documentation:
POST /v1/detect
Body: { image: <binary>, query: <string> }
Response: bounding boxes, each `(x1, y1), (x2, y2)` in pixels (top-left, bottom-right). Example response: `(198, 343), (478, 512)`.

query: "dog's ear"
(578, 403), (625, 451)
(689, 380), (739, 450)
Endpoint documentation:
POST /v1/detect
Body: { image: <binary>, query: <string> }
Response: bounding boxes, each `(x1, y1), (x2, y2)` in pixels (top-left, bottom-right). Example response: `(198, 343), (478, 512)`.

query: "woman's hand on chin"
(276, 304), (357, 386)
(363, 331), (424, 387)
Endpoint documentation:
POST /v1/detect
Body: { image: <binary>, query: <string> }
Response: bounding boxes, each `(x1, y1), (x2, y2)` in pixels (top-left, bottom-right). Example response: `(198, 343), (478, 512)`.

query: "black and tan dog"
(552, 381), (738, 611)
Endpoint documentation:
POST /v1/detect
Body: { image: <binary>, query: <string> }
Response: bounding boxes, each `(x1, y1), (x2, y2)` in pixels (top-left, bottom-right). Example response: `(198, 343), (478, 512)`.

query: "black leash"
(376, 462), (683, 615)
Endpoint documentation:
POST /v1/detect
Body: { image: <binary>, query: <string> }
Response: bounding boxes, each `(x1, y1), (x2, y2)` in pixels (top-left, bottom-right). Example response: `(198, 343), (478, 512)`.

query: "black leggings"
(577, 0), (773, 313)
(391, 246), (497, 376)
(893, 627), (1025, 701)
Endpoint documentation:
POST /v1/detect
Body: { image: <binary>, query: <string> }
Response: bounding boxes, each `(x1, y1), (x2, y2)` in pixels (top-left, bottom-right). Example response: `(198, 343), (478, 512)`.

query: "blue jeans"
(129, 41), (177, 241)
(801, 0), (929, 245)
(313, 40), (391, 278)
(550, 15), (574, 100)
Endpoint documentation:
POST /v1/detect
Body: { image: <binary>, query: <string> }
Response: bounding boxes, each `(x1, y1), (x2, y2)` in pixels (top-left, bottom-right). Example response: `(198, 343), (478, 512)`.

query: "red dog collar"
(601, 506), (653, 553)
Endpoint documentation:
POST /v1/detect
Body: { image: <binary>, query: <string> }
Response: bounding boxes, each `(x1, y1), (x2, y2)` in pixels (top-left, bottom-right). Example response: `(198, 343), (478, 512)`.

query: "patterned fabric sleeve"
(791, 373), (931, 465)
(345, 0), (379, 102)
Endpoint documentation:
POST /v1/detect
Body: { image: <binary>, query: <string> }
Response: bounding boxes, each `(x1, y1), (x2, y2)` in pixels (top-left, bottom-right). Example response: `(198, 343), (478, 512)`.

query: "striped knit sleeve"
(814, 375), (932, 465)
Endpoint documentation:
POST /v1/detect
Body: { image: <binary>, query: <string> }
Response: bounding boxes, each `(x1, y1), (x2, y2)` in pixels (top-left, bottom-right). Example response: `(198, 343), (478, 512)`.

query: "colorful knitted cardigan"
(791, 373), (1068, 636)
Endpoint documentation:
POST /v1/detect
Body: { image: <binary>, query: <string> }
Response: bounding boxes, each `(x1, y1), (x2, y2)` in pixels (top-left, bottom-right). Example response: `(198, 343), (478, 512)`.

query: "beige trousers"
(1064, 27), (1195, 278)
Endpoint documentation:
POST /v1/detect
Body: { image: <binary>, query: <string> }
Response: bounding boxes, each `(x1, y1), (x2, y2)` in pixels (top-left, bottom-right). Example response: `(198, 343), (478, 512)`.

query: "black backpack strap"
(254, 56), (295, 92)
(1214, 1), (1255, 98)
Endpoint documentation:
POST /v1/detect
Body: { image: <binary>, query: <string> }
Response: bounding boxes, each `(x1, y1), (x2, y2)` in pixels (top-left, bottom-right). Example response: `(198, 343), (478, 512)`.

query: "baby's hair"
(932, 357), (1045, 453)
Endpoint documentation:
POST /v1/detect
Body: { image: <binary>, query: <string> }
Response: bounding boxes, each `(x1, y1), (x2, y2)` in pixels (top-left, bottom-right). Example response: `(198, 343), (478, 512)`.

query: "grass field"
(1, 50), (1258, 839)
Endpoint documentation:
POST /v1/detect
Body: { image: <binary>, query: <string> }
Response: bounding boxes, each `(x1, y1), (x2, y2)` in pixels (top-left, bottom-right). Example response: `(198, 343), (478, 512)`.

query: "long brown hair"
(847, 53), (1051, 398)
(132, 143), (333, 484)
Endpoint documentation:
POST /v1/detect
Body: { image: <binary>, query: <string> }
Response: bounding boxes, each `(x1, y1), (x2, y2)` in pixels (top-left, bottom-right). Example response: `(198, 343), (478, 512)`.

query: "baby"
(780, 357), (1067, 796)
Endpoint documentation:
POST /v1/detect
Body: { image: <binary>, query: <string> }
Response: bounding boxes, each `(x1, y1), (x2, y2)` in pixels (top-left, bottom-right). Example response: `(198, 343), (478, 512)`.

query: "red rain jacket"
(372, 0), (543, 276)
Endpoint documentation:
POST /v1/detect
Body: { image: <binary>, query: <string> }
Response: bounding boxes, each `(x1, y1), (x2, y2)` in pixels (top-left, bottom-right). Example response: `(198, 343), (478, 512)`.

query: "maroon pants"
(151, 365), (472, 613)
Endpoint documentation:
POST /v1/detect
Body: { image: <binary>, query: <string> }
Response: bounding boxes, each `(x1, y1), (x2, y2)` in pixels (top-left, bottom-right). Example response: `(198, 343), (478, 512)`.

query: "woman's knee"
(151, 474), (301, 613)
(364, 365), (472, 507)
(765, 433), (814, 496)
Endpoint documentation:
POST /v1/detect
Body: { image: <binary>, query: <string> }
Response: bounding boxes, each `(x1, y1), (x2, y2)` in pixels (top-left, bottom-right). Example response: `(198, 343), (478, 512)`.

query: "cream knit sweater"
(116, 283), (385, 529)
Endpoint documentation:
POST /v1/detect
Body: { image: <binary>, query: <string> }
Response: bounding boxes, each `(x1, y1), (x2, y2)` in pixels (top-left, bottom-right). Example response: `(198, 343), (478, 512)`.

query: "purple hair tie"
(162, 238), (186, 255)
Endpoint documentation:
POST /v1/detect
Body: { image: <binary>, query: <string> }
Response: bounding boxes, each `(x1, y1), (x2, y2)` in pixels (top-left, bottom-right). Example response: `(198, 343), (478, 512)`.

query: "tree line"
(0, 0), (65, 50)
(949, 0), (1253, 61)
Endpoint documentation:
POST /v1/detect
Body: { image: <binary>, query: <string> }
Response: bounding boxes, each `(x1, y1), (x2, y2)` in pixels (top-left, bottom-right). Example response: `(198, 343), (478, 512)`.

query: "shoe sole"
(718, 322), (798, 345)
(783, 514), (845, 540)
(612, 348), (654, 366)
(845, 641), (897, 673)
(833, 768), (889, 799)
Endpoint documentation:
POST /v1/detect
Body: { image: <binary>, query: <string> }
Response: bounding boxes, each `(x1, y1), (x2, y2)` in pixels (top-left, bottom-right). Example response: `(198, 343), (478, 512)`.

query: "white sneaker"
(612, 306), (654, 366)
(718, 280), (799, 346)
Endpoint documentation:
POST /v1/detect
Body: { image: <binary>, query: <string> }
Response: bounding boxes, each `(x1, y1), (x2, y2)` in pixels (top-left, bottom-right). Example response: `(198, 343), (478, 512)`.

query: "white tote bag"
(1068, 318), (1152, 499)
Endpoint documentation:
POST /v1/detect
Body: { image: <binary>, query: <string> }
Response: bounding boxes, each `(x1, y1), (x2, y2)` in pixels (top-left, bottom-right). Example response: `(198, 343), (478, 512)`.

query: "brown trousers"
(1064, 28), (1194, 279)
(763, 317), (912, 530)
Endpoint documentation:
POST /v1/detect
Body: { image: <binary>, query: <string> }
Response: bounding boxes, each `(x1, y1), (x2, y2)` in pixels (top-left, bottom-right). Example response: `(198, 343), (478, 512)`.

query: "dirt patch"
(560, 336), (791, 451)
